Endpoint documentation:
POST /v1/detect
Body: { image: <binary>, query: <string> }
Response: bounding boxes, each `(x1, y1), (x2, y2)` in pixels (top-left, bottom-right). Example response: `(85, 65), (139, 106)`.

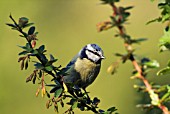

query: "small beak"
(101, 55), (105, 59)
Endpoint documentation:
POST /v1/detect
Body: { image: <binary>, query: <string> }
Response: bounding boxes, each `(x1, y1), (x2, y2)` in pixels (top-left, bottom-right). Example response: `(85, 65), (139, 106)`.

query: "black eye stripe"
(87, 49), (101, 57)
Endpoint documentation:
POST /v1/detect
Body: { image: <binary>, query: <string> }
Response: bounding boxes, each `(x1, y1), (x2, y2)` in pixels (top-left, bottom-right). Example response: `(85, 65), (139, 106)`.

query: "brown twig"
(109, 2), (169, 114)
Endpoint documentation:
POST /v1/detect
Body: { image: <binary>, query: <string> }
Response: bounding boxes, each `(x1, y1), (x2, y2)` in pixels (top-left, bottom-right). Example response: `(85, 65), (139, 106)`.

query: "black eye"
(87, 49), (100, 57)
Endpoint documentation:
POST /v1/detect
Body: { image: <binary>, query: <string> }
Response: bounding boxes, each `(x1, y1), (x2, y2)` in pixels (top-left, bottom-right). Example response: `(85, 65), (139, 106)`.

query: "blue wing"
(65, 54), (79, 69)
(60, 53), (80, 75)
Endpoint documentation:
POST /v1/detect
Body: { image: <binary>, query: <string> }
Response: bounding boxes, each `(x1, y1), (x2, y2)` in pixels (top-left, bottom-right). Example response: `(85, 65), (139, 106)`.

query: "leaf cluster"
(147, 0), (170, 24)
(97, 0), (170, 113)
(6, 15), (118, 114)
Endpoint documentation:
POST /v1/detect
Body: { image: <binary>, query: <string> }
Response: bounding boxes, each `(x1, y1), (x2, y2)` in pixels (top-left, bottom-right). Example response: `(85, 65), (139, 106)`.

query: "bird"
(62, 44), (105, 91)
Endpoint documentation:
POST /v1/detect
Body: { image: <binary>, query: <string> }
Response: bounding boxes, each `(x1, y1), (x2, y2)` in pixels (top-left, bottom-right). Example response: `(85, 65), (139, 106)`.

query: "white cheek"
(85, 50), (100, 62)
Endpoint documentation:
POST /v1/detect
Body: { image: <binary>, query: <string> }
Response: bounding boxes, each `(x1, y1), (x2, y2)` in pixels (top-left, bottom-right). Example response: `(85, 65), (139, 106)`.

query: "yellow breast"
(74, 58), (97, 82)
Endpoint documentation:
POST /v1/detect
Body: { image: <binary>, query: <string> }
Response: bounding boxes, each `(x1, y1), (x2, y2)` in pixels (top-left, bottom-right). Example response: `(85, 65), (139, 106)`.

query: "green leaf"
(45, 65), (53, 71)
(157, 67), (170, 76)
(159, 27), (170, 51)
(18, 43), (32, 52)
(146, 17), (162, 25)
(72, 101), (78, 109)
(124, 6), (134, 10)
(131, 38), (147, 44)
(50, 54), (55, 61)
(38, 45), (45, 53)
(28, 26), (35, 35)
(23, 23), (34, 28)
(107, 107), (117, 113)
(6, 23), (16, 28)
(46, 84), (58, 87)
(54, 88), (63, 98)
(46, 91), (50, 98)
(162, 13), (170, 22)
(18, 45), (27, 50)
(101, 0), (119, 4)
(34, 62), (44, 70)
(18, 51), (28, 55)
(122, 12), (130, 20)
(38, 70), (42, 78)
(46, 59), (58, 66)
(35, 32), (39, 35)
(18, 17), (29, 27)
(144, 60), (160, 68)
(167, 60), (170, 67)
(31, 50), (38, 55)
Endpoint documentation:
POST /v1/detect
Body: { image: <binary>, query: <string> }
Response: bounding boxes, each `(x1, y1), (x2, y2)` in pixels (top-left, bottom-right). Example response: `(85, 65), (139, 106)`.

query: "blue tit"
(63, 44), (105, 90)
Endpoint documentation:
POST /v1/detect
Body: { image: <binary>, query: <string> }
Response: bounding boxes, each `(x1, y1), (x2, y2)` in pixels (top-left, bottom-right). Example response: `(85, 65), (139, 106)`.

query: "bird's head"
(79, 44), (105, 63)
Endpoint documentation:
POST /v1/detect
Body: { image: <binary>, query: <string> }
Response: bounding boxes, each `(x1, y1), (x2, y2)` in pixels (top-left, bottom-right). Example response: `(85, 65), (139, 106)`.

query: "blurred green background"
(1, 0), (170, 114)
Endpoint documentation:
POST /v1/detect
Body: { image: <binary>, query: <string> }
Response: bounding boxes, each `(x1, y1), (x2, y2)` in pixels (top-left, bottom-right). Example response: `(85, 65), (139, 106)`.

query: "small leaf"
(63, 82), (68, 92)
(100, 0), (119, 4)
(99, 109), (105, 113)
(107, 62), (119, 75)
(36, 87), (40, 97)
(30, 50), (38, 55)
(6, 23), (16, 28)
(131, 38), (147, 44)
(160, 86), (170, 102)
(21, 59), (25, 70)
(46, 91), (50, 98)
(18, 51), (28, 55)
(25, 59), (29, 70)
(26, 73), (34, 83)
(34, 62), (44, 70)
(18, 56), (26, 62)
(18, 45), (27, 50)
(146, 17), (162, 25)
(38, 70), (42, 78)
(45, 66), (53, 71)
(18, 43), (32, 52)
(46, 84), (57, 87)
(50, 54), (55, 61)
(60, 100), (64, 107)
(35, 32), (39, 35)
(107, 107), (117, 112)
(46, 59), (58, 66)
(159, 27), (170, 51)
(46, 100), (51, 109)
(96, 21), (113, 32)
(124, 6), (134, 10)
(18, 17), (29, 27)
(32, 75), (37, 84)
(93, 97), (100, 106)
(54, 103), (59, 112)
(157, 67), (170, 76)
(39, 45), (45, 53)
(167, 60), (170, 67)
(149, 90), (160, 106)
(144, 60), (160, 68)
(50, 86), (61, 93)
(23, 23), (34, 28)
(28, 26), (35, 35)
(72, 101), (78, 109)
(54, 88), (63, 98)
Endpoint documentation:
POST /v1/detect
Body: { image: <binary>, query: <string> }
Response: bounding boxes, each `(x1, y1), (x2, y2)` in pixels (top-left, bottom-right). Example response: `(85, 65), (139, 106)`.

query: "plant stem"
(110, 2), (169, 114)
(9, 15), (56, 78)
